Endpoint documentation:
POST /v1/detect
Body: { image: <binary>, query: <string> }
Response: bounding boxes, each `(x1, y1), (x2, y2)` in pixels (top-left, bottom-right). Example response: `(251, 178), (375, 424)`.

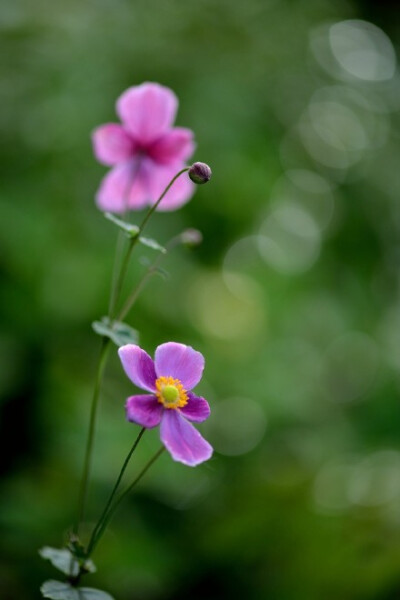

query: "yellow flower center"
(155, 376), (188, 409)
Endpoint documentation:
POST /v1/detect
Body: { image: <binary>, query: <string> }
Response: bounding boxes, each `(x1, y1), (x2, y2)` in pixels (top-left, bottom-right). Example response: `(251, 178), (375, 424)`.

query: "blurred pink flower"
(92, 82), (196, 212)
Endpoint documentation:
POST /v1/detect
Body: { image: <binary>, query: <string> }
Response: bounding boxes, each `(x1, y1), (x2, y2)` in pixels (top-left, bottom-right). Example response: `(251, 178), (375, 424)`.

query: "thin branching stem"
(87, 447), (165, 557)
(87, 427), (146, 550)
(109, 167), (189, 321)
(75, 168), (188, 536)
(117, 233), (183, 322)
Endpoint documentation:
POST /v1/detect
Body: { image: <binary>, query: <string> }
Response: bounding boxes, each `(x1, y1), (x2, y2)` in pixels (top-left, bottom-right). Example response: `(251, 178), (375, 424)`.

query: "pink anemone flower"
(118, 342), (213, 467)
(92, 82), (196, 213)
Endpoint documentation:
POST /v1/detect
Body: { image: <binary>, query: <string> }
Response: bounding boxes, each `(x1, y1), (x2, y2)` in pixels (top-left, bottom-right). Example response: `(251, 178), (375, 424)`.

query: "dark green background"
(1, 1), (400, 598)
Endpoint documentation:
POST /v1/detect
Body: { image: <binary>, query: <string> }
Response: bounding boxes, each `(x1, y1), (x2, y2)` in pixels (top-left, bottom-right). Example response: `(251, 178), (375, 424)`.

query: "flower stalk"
(75, 167), (190, 536)
(117, 229), (191, 322)
(88, 427), (146, 550)
(75, 337), (110, 534)
(86, 446), (165, 558)
(110, 167), (189, 321)
(40, 82), (214, 600)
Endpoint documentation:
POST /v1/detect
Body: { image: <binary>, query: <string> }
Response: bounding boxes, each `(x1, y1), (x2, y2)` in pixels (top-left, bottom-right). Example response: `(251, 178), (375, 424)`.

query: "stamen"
(155, 376), (188, 409)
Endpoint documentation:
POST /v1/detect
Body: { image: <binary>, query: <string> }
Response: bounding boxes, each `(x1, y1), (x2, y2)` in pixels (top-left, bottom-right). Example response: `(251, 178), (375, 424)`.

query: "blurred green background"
(2, 0), (400, 598)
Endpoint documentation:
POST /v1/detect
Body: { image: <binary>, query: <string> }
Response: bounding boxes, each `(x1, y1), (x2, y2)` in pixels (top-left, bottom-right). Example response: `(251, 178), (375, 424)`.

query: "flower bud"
(180, 228), (203, 247)
(189, 162), (212, 185)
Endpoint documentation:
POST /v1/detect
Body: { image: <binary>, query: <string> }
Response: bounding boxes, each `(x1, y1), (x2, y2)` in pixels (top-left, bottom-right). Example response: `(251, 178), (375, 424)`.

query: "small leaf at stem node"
(39, 547), (96, 577)
(92, 317), (138, 347)
(104, 212), (139, 238)
(40, 580), (114, 600)
(138, 236), (166, 253)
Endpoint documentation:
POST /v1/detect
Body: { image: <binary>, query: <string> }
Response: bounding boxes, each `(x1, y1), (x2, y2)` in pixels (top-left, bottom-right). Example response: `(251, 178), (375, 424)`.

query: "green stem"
(109, 235), (137, 321)
(117, 233), (182, 322)
(108, 230), (127, 319)
(109, 167), (189, 320)
(75, 338), (110, 534)
(108, 166), (138, 319)
(138, 168), (189, 232)
(75, 173), (137, 535)
(117, 268), (154, 322)
(87, 427), (146, 553)
(87, 447), (165, 557)
(75, 168), (187, 535)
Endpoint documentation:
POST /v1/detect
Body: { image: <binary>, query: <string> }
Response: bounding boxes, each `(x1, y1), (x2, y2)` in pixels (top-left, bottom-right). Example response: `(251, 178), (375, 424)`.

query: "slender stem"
(117, 234), (182, 322)
(117, 269), (154, 322)
(108, 231), (127, 318)
(87, 427), (146, 552)
(75, 169), (187, 535)
(75, 171), (137, 535)
(87, 447), (165, 557)
(109, 235), (137, 320)
(75, 338), (110, 534)
(107, 166), (138, 319)
(109, 168), (189, 321)
(138, 168), (189, 232)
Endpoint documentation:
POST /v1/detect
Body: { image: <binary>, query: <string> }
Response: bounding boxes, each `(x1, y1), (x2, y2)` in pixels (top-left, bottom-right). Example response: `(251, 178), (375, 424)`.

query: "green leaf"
(41, 580), (79, 600)
(92, 317), (138, 347)
(104, 212), (139, 238)
(39, 547), (96, 577)
(41, 581), (114, 600)
(76, 590), (115, 600)
(138, 236), (166, 253)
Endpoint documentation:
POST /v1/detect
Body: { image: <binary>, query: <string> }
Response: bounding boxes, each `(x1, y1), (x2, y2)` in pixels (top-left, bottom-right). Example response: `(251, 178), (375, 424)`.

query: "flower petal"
(179, 392), (210, 423)
(116, 82), (178, 145)
(96, 160), (149, 213)
(148, 128), (195, 165)
(125, 395), (163, 428)
(92, 123), (135, 166)
(118, 344), (157, 392)
(155, 342), (204, 391)
(160, 410), (213, 466)
(146, 161), (195, 211)
(127, 161), (152, 210)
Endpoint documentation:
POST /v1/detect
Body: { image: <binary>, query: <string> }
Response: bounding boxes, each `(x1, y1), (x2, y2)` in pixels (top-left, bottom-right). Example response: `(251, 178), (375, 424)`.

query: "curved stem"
(87, 446), (165, 557)
(138, 168), (189, 232)
(117, 233), (182, 322)
(75, 338), (110, 534)
(86, 427), (146, 554)
(110, 168), (189, 321)
(75, 168), (187, 535)
(75, 172), (137, 535)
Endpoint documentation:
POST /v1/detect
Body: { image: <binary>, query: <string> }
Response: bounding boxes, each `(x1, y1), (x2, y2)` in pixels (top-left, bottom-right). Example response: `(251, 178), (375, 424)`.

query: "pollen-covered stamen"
(156, 376), (188, 409)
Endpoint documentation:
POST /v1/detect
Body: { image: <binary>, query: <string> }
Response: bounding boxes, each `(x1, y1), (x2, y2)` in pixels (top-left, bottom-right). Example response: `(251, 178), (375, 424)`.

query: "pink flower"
(92, 82), (196, 213)
(118, 342), (213, 467)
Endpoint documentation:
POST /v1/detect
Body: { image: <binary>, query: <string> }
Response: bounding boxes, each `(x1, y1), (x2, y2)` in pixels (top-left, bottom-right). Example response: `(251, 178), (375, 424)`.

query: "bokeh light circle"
(208, 397), (267, 456)
(258, 202), (321, 274)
